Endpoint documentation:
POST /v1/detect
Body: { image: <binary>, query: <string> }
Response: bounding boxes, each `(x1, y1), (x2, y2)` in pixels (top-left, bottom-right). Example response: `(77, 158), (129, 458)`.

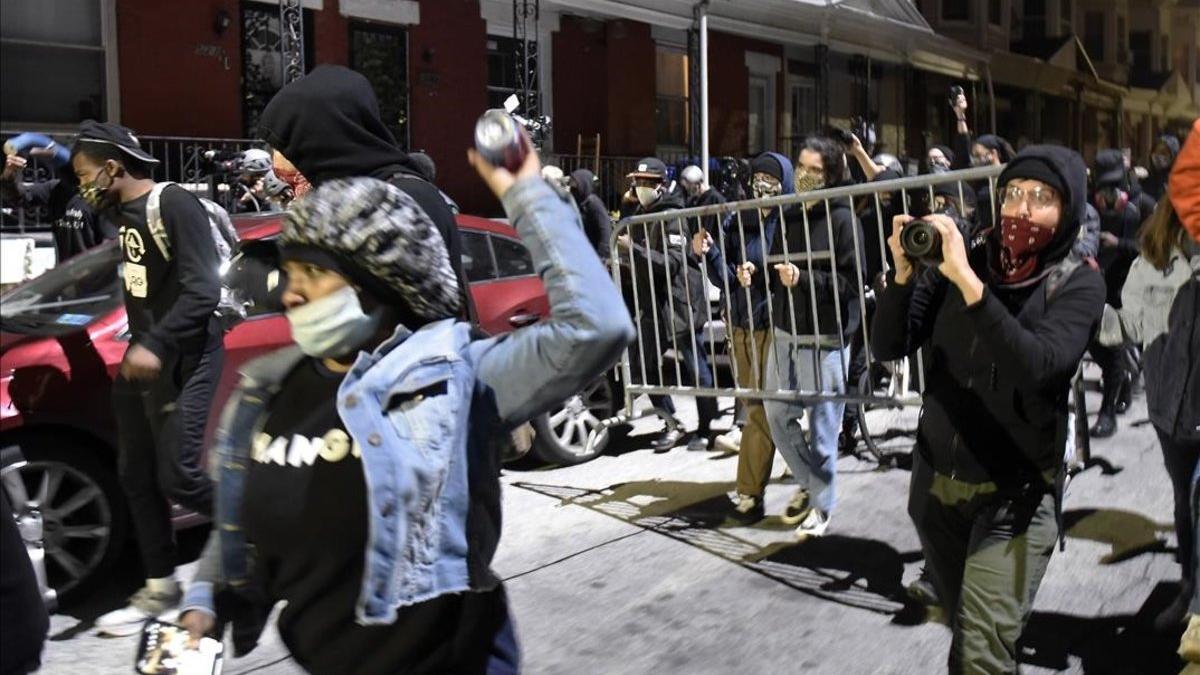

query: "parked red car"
(0, 211), (618, 604)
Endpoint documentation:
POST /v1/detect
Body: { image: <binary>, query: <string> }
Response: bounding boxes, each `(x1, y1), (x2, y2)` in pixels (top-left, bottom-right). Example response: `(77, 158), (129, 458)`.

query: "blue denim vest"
(190, 318), (480, 625)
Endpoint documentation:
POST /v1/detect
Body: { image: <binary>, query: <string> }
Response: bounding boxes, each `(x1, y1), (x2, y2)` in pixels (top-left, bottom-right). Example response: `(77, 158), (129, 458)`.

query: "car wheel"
(532, 376), (618, 466)
(1, 442), (129, 606)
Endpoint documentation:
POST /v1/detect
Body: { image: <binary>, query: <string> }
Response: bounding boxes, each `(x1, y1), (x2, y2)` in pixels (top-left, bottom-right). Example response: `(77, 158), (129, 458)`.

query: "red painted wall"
(603, 21), (656, 157)
(707, 31), (783, 157)
(552, 16), (608, 153)
(116, 0), (243, 137)
(313, 0), (349, 67)
(408, 0), (490, 214)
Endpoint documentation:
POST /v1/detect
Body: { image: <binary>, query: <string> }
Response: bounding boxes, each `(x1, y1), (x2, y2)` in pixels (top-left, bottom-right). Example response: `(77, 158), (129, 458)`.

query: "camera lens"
(901, 219), (942, 265)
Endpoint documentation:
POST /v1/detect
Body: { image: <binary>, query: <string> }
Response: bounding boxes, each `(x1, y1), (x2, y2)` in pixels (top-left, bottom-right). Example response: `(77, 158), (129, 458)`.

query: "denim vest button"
(368, 432), (382, 446)
(346, 394), (359, 408)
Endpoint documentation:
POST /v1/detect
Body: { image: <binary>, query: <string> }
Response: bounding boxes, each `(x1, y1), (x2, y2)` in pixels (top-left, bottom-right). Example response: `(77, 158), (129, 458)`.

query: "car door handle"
(508, 312), (541, 328)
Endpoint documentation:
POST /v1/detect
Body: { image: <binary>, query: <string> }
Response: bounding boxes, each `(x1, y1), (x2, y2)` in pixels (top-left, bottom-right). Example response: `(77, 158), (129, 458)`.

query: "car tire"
(1, 439), (130, 606)
(532, 375), (619, 466)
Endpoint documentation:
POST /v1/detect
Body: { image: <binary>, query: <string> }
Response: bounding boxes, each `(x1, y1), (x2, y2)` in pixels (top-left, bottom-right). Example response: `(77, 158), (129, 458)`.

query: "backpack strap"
(1044, 256), (1082, 304)
(146, 182), (174, 262)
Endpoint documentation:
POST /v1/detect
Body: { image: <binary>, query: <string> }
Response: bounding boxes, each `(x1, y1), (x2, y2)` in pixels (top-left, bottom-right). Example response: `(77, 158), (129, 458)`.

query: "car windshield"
(0, 240), (123, 335)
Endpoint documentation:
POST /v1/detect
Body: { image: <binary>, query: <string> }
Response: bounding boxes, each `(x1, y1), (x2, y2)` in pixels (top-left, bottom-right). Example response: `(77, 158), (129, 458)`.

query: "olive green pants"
(731, 327), (776, 497)
(908, 452), (1058, 675)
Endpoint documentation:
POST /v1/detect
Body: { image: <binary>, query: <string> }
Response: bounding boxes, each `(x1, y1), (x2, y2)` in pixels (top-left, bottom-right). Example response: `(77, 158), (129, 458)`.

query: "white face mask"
(286, 285), (382, 358)
(635, 186), (660, 208)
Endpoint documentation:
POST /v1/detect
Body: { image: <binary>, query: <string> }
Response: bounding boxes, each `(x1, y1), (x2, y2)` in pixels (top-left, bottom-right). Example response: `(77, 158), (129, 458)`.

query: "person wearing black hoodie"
(692, 151), (794, 523)
(872, 145), (1105, 674)
(760, 136), (866, 537)
(1089, 149), (1144, 438)
(255, 65), (475, 323)
(617, 157), (716, 452)
(568, 168), (612, 261)
(1145, 134), (1182, 202)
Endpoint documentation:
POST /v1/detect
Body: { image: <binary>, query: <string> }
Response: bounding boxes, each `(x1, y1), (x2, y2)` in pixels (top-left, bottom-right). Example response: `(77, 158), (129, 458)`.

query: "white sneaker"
(713, 427), (743, 453)
(794, 508), (830, 539)
(96, 586), (181, 637)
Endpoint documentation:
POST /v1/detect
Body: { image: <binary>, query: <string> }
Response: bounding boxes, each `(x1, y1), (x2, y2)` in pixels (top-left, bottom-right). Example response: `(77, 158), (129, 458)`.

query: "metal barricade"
(598, 165), (1006, 453)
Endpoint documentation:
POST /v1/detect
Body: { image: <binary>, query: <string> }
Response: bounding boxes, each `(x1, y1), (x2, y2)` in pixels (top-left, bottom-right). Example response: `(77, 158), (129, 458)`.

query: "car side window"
(461, 231), (497, 283)
(224, 240), (285, 318)
(491, 236), (535, 279)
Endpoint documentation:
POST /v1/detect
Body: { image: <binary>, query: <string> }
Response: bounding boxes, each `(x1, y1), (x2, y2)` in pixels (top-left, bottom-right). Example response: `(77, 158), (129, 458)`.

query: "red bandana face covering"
(995, 215), (1055, 283)
(275, 166), (312, 199)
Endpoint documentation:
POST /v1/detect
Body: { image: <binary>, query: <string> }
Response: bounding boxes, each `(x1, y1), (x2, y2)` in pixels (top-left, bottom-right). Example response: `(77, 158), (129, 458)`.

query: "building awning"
(547, 0), (986, 78)
(993, 35), (1127, 106)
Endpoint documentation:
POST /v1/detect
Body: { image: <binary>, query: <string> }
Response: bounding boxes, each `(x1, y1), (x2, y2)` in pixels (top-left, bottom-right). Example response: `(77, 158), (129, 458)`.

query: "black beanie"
(997, 156), (1067, 206)
(750, 154), (784, 182)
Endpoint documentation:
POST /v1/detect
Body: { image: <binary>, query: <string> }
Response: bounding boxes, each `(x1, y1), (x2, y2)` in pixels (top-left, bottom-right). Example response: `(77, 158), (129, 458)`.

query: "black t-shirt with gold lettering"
(242, 357), (508, 675)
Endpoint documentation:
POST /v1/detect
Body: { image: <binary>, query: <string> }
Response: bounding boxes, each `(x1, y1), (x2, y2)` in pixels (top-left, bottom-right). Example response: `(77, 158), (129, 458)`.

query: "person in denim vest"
(179, 137), (633, 674)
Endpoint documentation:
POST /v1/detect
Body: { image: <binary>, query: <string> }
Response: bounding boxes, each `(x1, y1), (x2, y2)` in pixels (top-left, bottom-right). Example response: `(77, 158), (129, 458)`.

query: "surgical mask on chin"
(286, 285), (382, 358)
(635, 186), (660, 208)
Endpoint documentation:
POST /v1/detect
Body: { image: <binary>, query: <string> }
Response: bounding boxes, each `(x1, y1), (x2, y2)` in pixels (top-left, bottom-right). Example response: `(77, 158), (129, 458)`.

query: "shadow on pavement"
(513, 479), (914, 616)
(1063, 508), (1173, 565)
(1019, 582), (1186, 674)
(48, 524), (211, 640)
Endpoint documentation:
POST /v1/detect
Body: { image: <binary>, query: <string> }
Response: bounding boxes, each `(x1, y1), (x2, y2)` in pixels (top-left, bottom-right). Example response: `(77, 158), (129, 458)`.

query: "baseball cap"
(627, 157), (667, 180)
(74, 120), (160, 165)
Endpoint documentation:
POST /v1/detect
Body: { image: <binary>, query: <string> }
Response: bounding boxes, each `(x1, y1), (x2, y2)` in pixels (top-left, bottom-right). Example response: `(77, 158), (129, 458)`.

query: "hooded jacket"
(257, 65), (475, 322)
(702, 152), (793, 331)
(770, 179), (866, 345)
(620, 187), (709, 383)
(570, 169), (613, 260)
(872, 145), (1106, 487)
(1145, 134), (1181, 201)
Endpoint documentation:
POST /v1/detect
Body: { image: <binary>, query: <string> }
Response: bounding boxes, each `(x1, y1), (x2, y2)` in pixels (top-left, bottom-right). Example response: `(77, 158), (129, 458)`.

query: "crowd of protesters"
(1, 63), (1198, 675)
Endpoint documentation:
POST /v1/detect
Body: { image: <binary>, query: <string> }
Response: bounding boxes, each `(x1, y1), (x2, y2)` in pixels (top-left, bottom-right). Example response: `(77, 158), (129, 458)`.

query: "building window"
(1162, 35), (1170, 72)
(786, 80), (816, 161)
(487, 35), (539, 112)
(1116, 16), (1127, 64)
(1130, 31), (1152, 73)
(655, 46), (688, 148)
(350, 22), (408, 147)
(241, 2), (315, 137)
(989, 0), (1003, 25)
(1023, 0), (1046, 40)
(941, 0), (969, 21)
(0, 0), (112, 126)
(1084, 11), (1104, 63)
(747, 76), (770, 156)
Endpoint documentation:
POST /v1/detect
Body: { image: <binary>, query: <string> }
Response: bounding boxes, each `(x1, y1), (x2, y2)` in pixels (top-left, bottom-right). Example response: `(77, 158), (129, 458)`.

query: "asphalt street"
(36, 362), (1186, 674)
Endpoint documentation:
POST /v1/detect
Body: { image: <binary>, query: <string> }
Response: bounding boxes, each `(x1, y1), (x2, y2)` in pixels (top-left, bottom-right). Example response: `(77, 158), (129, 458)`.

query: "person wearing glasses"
(871, 146), (1105, 674)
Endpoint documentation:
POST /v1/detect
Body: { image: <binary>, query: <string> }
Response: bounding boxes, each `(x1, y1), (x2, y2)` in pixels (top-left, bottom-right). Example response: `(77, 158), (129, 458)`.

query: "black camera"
(948, 85), (965, 107)
(901, 218), (943, 266)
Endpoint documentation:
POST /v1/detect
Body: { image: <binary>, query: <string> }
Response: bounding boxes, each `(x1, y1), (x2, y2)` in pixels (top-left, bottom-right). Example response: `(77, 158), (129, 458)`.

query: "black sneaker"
(1090, 413), (1117, 438)
(726, 494), (765, 525)
(780, 489), (812, 526)
(1115, 377), (1133, 415)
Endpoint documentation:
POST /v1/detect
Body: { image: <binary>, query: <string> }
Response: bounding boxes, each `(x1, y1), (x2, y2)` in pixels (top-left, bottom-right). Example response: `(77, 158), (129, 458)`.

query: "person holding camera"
(871, 145), (1104, 674)
(178, 136), (633, 673)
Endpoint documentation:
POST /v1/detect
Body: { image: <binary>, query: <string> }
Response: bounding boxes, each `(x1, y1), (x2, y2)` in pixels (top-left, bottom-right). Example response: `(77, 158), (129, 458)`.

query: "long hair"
(1139, 195), (1185, 272)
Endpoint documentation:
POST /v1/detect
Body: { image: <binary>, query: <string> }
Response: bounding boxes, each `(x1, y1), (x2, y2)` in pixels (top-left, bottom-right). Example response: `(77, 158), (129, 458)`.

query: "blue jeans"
(762, 335), (849, 516)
